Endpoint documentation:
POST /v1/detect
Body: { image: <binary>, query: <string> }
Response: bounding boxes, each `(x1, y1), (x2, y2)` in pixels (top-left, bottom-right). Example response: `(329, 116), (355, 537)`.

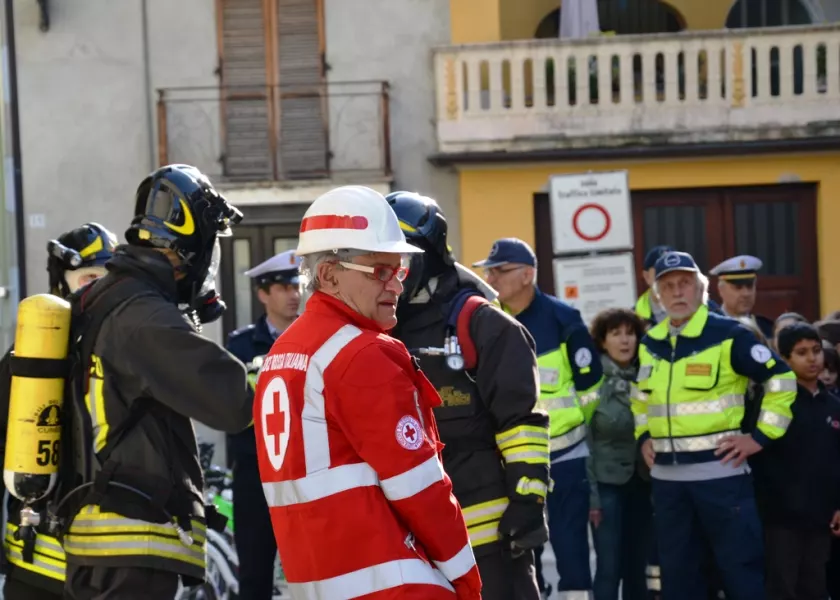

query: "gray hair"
(652, 271), (710, 313)
(300, 249), (371, 293)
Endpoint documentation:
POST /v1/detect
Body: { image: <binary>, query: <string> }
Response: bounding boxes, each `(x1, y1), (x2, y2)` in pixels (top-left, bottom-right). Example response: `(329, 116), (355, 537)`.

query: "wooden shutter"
(220, 0), (272, 178)
(275, 0), (328, 177)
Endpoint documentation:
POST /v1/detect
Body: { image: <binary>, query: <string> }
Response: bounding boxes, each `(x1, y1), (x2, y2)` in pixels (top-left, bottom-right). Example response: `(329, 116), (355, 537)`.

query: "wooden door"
(631, 183), (819, 321)
(219, 223), (301, 337)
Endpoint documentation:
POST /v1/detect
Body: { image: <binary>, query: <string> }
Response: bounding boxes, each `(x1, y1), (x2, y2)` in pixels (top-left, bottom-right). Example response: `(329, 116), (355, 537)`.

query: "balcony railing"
(434, 24), (840, 154)
(157, 81), (391, 182)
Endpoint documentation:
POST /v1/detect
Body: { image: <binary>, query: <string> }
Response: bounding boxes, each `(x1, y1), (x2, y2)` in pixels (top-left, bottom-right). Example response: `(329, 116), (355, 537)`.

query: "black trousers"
(4, 576), (62, 600)
(477, 546), (540, 600)
(828, 536), (840, 600)
(765, 525), (832, 600)
(233, 454), (278, 599)
(63, 564), (179, 600)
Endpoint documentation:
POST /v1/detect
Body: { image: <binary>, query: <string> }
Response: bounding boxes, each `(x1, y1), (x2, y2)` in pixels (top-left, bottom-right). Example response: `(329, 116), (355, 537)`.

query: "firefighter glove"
(499, 500), (548, 556)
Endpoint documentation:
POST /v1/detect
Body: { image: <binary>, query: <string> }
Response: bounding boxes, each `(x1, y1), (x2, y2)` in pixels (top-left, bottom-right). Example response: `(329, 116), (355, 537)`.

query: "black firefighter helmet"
(125, 164), (243, 303)
(385, 191), (455, 300)
(47, 222), (117, 298)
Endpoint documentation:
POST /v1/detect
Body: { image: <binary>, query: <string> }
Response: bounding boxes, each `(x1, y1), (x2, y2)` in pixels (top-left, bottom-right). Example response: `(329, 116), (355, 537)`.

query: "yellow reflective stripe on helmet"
(515, 476), (548, 498)
(79, 236), (104, 259)
(495, 425), (549, 465)
(398, 221), (417, 233)
(4, 525), (66, 581)
(462, 498), (508, 548)
(64, 506), (206, 569)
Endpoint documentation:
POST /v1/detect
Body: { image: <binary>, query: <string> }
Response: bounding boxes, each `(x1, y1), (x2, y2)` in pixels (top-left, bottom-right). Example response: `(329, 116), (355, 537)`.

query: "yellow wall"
(458, 152), (840, 313)
(450, 0), (739, 44)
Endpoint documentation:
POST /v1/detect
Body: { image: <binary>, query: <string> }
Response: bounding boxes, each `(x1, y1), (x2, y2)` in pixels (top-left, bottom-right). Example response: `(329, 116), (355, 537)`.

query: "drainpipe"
(140, 0), (155, 170)
(4, 0), (25, 302)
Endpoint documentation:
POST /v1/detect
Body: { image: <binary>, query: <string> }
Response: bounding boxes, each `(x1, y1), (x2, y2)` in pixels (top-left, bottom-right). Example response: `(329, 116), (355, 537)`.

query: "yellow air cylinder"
(4, 293), (72, 503)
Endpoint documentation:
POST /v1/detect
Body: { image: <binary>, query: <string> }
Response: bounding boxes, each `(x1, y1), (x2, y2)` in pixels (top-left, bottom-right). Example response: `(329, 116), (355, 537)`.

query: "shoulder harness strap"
(449, 288), (490, 371)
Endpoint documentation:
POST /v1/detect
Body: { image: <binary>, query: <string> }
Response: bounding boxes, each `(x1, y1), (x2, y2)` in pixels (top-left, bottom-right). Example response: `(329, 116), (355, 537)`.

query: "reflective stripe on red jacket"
(254, 292), (482, 600)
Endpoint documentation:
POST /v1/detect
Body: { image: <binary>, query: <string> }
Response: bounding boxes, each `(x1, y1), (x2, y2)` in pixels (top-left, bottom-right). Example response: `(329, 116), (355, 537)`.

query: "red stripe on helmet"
(300, 215), (369, 232)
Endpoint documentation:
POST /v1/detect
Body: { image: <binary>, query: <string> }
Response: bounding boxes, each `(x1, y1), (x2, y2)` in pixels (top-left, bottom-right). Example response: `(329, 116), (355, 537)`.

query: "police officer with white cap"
(225, 249), (302, 599)
(709, 255), (774, 341)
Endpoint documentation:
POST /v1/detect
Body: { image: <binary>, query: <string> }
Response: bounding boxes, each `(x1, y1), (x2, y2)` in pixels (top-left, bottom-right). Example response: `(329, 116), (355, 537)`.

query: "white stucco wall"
(323, 0), (463, 257)
(14, 0), (225, 461)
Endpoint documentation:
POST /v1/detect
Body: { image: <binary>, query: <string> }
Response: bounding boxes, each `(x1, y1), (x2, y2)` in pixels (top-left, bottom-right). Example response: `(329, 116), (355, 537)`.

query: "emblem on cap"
(489, 242), (499, 257)
(664, 254), (681, 267)
(739, 259), (746, 268)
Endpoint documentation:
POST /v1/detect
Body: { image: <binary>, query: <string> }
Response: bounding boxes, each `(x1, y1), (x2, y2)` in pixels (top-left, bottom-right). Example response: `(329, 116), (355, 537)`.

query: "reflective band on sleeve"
(764, 377), (797, 392)
(646, 394), (744, 418)
(578, 390), (598, 407)
(515, 476), (548, 498)
(651, 430), (739, 453)
(495, 425), (549, 465)
(432, 542), (476, 582)
(634, 413), (648, 428)
(286, 558), (454, 599)
(380, 456), (444, 501)
(549, 424), (586, 452)
(263, 462), (379, 507)
(758, 409), (792, 429)
(630, 385), (648, 402)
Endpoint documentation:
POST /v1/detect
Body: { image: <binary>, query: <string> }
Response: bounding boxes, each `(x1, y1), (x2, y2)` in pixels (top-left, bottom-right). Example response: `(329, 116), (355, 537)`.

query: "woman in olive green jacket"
(587, 308), (654, 600)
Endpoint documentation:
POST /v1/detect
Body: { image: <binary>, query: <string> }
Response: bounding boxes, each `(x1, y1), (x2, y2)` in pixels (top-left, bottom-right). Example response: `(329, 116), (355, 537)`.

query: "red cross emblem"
(395, 415), (423, 450)
(261, 377), (291, 471)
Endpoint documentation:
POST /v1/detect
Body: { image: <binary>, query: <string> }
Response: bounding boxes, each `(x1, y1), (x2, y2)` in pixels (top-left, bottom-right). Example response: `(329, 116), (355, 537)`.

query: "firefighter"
(386, 192), (550, 600)
(630, 251), (797, 600)
(709, 255), (774, 341)
(0, 222), (117, 600)
(225, 249), (301, 599)
(254, 185), (482, 599)
(473, 237), (603, 600)
(58, 164), (254, 599)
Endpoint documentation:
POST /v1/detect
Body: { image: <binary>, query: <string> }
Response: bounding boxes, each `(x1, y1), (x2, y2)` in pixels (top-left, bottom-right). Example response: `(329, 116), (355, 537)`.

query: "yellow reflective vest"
(630, 305), (797, 463)
(509, 289), (603, 455)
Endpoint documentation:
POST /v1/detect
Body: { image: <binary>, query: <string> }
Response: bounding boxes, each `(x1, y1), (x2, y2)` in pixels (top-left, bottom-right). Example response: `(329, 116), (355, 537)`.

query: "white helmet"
(296, 186), (423, 256)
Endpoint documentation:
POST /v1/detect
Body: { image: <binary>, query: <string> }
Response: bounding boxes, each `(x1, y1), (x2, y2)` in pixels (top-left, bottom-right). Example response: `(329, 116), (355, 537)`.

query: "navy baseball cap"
(472, 238), (536, 268)
(643, 245), (674, 270)
(654, 251), (700, 281)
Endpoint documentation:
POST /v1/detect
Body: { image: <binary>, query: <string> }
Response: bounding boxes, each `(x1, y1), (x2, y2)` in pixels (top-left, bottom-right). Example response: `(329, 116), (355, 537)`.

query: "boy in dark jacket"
(753, 323), (840, 600)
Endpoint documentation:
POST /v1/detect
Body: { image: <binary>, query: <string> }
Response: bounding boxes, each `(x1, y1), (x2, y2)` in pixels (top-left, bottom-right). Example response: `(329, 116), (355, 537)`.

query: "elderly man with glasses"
(474, 238), (603, 600)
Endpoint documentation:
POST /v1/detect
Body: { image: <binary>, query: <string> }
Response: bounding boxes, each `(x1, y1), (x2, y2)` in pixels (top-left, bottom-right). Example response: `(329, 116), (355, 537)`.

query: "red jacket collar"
(307, 291), (388, 334)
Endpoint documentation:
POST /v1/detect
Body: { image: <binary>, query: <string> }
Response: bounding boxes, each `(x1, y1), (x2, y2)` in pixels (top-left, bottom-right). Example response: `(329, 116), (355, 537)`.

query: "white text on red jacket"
(262, 352), (310, 373)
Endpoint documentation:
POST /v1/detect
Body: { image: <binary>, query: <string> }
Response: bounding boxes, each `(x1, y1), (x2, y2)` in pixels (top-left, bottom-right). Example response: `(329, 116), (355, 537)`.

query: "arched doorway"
(534, 0), (686, 39)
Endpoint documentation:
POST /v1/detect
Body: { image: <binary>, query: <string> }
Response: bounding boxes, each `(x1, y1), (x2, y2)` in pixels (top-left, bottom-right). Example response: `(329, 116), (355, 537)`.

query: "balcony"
(157, 81), (391, 184)
(433, 24), (840, 157)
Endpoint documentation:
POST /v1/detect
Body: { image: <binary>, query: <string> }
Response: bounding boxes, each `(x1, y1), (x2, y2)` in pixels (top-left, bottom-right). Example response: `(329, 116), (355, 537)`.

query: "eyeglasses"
(484, 266), (525, 278)
(338, 261), (409, 283)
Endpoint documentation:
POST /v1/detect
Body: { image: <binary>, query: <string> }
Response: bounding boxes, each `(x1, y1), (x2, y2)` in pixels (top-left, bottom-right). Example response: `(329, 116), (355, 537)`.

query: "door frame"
(219, 202), (310, 337)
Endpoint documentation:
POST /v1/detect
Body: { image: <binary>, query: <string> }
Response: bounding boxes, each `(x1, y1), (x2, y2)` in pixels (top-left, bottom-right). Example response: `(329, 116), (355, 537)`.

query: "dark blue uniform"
(226, 315), (278, 600)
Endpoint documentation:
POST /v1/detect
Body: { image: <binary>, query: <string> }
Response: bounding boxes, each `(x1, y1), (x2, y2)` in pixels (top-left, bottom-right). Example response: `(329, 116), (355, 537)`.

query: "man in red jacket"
(253, 185), (482, 600)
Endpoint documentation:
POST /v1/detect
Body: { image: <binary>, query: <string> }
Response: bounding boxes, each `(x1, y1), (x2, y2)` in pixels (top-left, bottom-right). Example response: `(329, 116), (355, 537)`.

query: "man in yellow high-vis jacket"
(631, 251), (797, 600)
(635, 245), (673, 327)
(475, 238), (603, 600)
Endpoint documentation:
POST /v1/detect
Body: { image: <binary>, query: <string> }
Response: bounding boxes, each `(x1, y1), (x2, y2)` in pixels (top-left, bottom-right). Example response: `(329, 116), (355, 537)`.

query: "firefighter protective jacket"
(510, 288), (604, 457)
(62, 246), (253, 584)
(392, 269), (550, 555)
(254, 291), (482, 600)
(631, 305), (797, 463)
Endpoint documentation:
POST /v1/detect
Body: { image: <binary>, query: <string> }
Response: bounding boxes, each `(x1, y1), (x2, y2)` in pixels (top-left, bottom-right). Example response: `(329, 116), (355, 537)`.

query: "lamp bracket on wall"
(37, 0), (49, 32)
